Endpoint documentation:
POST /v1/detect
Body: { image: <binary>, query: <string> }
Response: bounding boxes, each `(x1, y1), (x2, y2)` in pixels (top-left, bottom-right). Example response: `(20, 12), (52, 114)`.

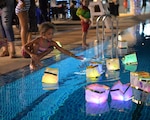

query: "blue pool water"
(1, 21), (150, 120)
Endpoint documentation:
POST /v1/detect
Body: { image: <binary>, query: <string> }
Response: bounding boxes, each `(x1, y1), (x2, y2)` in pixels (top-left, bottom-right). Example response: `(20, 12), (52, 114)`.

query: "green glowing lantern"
(122, 53), (138, 65)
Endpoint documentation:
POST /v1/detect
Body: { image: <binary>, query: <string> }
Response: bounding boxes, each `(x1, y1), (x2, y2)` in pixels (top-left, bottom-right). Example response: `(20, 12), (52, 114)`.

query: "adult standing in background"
(108, 0), (119, 17)
(141, 0), (147, 13)
(39, 0), (48, 22)
(0, 0), (16, 58)
(15, 0), (30, 58)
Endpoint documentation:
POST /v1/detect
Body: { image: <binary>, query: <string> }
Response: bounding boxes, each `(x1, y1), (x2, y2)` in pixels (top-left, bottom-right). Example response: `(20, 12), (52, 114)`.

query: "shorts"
(81, 21), (90, 32)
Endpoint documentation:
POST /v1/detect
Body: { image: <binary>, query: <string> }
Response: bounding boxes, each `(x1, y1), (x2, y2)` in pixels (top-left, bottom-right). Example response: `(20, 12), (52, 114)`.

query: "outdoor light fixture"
(85, 83), (110, 104)
(106, 58), (120, 71)
(110, 81), (133, 101)
(122, 53), (138, 65)
(42, 67), (58, 84)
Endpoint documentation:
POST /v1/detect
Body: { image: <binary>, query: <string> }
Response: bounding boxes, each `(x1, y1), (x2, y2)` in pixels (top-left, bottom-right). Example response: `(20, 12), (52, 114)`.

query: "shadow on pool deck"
(0, 12), (150, 75)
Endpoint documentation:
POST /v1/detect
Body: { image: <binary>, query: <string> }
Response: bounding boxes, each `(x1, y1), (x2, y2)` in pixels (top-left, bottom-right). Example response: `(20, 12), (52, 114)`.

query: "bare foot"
(82, 44), (89, 49)
(29, 64), (37, 70)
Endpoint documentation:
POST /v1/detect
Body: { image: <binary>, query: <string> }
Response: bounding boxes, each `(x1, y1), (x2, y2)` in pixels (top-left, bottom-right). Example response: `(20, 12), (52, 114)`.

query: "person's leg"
(81, 22), (89, 48)
(17, 11), (29, 46)
(0, 1), (16, 58)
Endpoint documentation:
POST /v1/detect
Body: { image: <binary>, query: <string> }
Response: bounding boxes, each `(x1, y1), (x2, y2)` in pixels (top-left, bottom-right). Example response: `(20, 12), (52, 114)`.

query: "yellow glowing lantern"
(106, 58), (120, 71)
(42, 67), (58, 84)
(86, 65), (102, 78)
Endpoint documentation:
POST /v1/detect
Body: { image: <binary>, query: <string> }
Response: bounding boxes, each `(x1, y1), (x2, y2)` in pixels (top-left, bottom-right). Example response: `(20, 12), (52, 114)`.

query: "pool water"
(1, 21), (150, 120)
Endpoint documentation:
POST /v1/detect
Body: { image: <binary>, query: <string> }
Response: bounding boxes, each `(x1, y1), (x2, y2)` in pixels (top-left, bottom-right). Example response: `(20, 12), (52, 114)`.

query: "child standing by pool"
(24, 22), (83, 70)
(76, 0), (91, 48)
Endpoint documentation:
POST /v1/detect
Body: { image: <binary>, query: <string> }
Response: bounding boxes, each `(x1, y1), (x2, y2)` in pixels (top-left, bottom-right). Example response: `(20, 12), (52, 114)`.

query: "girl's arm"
(52, 41), (83, 60)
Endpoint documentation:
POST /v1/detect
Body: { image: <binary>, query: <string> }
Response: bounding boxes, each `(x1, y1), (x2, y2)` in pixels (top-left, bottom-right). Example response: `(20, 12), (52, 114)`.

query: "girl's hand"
(75, 55), (84, 60)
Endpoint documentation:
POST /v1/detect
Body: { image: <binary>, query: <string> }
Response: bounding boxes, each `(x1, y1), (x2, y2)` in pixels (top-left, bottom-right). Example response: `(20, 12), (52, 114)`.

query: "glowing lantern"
(110, 81), (132, 101)
(130, 71), (150, 93)
(86, 62), (103, 78)
(42, 67), (58, 84)
(118, 40), (128, 49)
(85, 84), (110, 104)
(122, 53), (138, 65)
(106, 58), (120, 71)
(117, 48), (128, 57)
(86, 101), (109, 115)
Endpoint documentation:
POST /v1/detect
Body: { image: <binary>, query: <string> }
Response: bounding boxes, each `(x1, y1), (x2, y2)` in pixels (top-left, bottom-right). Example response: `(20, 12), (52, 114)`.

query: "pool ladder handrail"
(96, 14), (118, 59)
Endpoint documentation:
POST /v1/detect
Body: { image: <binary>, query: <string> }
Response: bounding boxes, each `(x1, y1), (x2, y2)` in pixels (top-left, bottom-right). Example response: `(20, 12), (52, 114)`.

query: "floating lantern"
(86, 62), (103, 78)
(86, 101), (109, 115)
(106, 58), (120, 71)
(117, 48), (128, 57)
(110, 81), (133, 101)
(85, 84), (110, 104)
(42, 67), (58, 84)
(122, 53), (138, 65)
(132, 88), (150, 106)
(130, 71), (150, 93)
(118, 40), (128, 49)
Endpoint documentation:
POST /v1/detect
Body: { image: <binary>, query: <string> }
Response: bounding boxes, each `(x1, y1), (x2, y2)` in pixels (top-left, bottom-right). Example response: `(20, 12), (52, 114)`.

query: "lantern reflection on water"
(85, 84), (110, 104)
(110, 81), (133, 101)
(86, 101), (109, 115)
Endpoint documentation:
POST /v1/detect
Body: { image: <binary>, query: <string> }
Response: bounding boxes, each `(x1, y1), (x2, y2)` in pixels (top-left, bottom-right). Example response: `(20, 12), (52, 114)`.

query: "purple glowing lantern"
(110, 81), (133, 101)
(85, 84), (110, 104)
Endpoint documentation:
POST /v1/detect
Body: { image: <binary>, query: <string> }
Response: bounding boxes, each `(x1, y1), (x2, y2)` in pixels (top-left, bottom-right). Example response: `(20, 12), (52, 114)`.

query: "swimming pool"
(1, 21), (150, 120)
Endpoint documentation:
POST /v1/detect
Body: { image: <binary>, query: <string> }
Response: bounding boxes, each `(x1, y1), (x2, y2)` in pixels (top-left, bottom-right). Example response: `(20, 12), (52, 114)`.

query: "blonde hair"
(39, 22), (56, 35)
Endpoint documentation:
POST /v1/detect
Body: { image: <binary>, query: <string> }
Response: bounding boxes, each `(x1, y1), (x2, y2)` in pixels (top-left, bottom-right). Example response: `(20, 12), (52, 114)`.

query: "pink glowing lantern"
(85, 84), (110, 104)
(110, 81), (133, 101)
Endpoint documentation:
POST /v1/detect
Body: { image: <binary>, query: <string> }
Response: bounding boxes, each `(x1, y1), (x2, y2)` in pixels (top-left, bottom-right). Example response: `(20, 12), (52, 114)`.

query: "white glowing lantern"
(122, 53), (138, 65)
(130, 71), (150, 93)
(85, 84), (110, 104)
(42, 67), (58, 84)
(118, 40), (128, 49)
(86, 62), (103, 78)
(106, 58), (120, 71)
(110, 81), (132, 101)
